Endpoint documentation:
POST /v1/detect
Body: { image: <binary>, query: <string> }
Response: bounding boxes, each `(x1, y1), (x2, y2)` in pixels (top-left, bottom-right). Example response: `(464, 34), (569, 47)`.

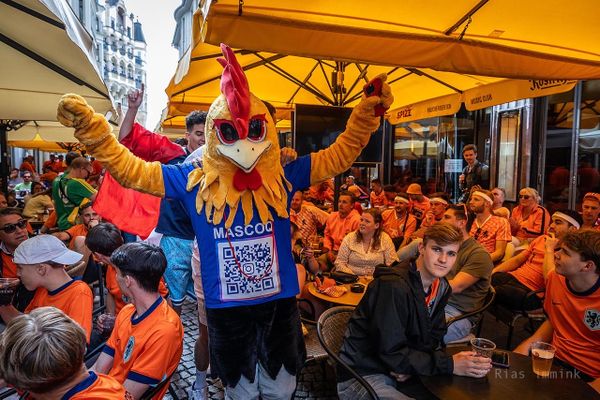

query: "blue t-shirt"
(162, 155), (312, 308)
(155, 154), (195, 240)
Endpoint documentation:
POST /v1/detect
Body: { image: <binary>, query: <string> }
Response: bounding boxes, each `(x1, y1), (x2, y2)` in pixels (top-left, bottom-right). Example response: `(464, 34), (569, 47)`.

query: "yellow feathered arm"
(310, 73), (393, 184)
(57, 94), (165, 197)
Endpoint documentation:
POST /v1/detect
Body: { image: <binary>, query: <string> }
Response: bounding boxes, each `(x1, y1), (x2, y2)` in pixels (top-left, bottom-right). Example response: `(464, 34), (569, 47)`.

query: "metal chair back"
(317, 306), (378, 400)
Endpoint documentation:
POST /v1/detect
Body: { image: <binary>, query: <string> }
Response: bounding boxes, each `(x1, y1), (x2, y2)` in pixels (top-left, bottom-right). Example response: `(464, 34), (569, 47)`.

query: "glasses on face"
(519, 195), (531, 200)
(0, 219), (27, 234)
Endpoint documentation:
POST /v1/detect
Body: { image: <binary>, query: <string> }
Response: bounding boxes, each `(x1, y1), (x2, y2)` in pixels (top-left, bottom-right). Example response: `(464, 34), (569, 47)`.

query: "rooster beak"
(216, 139), (272, 172)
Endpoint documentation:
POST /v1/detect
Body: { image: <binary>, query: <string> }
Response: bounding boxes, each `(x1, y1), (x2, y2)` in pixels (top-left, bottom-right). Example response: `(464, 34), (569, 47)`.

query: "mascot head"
(187, 44), (291, 228)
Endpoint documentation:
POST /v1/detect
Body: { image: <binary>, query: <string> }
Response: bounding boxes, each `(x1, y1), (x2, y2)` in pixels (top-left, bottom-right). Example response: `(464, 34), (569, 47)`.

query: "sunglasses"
(519, 195), (531, 200)
(0, 219), (27, 233)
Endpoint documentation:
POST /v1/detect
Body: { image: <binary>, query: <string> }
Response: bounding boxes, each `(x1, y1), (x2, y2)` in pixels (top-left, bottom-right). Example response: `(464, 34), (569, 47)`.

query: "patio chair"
(65, 259), (86, 278)
(139, 369), (179, 400)
(490, 289), (546, 349)
(445, 286), (496, 346)
(317, 306), (378, 400)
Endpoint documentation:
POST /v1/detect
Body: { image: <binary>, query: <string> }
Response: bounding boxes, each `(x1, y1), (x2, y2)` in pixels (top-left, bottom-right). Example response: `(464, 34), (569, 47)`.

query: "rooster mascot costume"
(57, 44), (392, 397)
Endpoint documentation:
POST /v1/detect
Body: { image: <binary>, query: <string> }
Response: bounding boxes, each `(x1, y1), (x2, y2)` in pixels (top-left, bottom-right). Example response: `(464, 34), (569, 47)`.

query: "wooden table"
(307, 276), (371, 306)
(420, 348), (598, 399)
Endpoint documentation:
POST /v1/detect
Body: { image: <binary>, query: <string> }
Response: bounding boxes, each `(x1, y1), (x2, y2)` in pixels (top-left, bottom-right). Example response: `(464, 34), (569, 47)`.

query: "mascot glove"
(347, 73), (393, 134)
(57, 94), (112, 147)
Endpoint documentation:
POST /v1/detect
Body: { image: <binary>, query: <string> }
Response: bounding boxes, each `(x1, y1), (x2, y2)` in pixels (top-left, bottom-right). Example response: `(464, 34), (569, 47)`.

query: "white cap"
(13, 235), (83, 265)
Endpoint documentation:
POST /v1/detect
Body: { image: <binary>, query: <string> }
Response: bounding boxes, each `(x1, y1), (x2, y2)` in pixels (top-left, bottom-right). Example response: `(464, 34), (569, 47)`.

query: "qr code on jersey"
(216, 235), (280, 301)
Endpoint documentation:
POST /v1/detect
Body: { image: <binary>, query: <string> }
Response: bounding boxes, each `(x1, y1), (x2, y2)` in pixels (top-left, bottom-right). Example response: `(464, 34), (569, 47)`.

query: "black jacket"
(338, 261), (454, 381)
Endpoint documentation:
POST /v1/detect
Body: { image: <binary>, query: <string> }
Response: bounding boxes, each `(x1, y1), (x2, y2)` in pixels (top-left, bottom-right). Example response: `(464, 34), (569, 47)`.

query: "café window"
(496, 110), (521, 202)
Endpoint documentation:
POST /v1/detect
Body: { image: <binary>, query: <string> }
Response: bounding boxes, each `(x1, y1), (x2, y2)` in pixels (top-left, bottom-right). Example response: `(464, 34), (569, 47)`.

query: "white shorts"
(192, 240), (207, 326)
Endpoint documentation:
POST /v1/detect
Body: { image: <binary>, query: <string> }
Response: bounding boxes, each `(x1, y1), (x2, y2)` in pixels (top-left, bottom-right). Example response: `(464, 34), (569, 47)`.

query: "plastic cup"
(0, 278), (20, 306)
(470, 337), (496, 358)
(531, 341), (556, 377)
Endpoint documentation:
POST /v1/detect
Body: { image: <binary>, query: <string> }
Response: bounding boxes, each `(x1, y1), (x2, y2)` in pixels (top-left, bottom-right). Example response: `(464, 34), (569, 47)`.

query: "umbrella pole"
(1, 122), (9, 194)
(0, 120), (26, 194)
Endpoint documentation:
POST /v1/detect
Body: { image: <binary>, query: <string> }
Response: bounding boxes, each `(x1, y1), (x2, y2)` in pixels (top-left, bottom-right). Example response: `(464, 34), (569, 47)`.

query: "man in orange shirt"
(0, 235), (93, 343)
(320, 192), (361, 271)
(0, 208), (29, 279)
(406, 183), (430, 226)
(53, 203), (101, 251)
(581, 192), (600, 230)
(369, 178), (388, 208)
(492, 210), (582, 311)
(93, 242), (183, 399)
(0, 208), (34, 311)
(382, 193), (417, 249)
(515, 230), (600, 393)
(0, 307), (126, 399)
(468, 190), (511, 262)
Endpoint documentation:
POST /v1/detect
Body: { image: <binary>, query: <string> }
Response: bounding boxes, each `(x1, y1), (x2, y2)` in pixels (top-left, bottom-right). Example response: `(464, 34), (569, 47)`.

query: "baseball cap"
(13, 235), (83, 265)
(406, 183), (423, 195)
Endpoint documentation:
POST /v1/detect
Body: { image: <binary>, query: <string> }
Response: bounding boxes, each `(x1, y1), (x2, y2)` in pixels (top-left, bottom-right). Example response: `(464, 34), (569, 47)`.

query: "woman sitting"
(334, 208), (398, 277)
(509, 187), (550, 244)
(22, 183), (53, 219)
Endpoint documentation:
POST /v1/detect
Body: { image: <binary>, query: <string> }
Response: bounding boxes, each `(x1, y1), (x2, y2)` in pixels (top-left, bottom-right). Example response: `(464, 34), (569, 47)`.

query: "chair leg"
(506, 323), (514, 350)
(168, 384), (179, 400)
(476, 313), (485, 337)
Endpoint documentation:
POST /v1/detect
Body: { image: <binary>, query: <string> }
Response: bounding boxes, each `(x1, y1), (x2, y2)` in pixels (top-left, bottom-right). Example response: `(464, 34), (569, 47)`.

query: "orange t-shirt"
(409, 198), (430, 221)
(469, 215), (512, 253)
(103, 297), (183, 399)
(544, 270), (600, 378)
(65, 224), (88, 249)
(44, 209), (57, 229)
(64, 371), (126, 399)
(323, 210), (361, 252)
(25, 279), (93, 343)
(381, 209), (417, 240)
(1, 251), (17, 278)
(509, 235), (547, 292)
(106, 265), (169, 315)
(511, 205), (551, 240)
(370, 190), (388, 208)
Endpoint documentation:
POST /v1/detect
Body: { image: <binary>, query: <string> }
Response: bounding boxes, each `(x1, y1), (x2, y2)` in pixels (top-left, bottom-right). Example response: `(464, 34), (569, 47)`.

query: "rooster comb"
(216, 44), (250, 137)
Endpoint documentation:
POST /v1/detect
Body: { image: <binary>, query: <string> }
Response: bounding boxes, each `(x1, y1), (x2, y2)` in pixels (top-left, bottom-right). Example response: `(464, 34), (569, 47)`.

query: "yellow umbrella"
(196, 0), (600, 80)
(164, 42), (512, 125)
(8, 133), (80, 153)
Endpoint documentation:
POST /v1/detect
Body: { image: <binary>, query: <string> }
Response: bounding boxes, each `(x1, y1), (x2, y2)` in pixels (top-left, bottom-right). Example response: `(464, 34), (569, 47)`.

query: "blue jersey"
(162, 155), (311, 308)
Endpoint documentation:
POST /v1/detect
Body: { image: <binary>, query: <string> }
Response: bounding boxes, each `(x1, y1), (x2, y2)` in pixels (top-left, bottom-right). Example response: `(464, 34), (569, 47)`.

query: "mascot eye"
(248, 116), (267, 142)
(215, 121), (239, 144)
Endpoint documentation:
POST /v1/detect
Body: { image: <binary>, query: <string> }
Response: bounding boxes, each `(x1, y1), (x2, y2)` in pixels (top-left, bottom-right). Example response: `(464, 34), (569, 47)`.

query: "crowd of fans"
(0, 103), (599, 400)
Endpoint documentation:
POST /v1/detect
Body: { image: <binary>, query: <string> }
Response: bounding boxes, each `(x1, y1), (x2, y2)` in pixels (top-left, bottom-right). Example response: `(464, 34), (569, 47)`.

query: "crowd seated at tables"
(1, 136), (599, 399)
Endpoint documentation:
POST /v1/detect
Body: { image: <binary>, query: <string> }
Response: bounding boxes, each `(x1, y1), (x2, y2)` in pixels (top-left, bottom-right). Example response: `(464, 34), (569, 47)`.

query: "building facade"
(69, 0), (147, 125)
(172, 0), (197, 57)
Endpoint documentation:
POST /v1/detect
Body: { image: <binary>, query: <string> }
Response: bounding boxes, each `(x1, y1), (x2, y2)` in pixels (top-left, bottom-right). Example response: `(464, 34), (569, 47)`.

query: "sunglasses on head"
(0, 219), (27, 233)
(519, 195), (531, 200)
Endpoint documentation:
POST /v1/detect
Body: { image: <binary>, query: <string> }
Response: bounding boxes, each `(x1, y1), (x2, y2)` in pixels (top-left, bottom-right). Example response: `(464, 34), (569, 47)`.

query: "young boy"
(0, 307), (125, 399)
(514, 230), (600, 393)
(338, 223), (492, 399)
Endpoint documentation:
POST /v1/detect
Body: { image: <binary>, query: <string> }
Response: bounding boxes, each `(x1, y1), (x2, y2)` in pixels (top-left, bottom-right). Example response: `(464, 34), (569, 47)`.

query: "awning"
(388, 79), (577, 124)
(197, 0), (600, 80)
(0, 0), (114, 121)
(164, 41), (511, 127)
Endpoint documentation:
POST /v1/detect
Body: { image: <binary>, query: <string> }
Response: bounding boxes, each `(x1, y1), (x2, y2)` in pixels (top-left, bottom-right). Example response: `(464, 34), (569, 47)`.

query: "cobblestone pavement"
(164, 299), (337, 400)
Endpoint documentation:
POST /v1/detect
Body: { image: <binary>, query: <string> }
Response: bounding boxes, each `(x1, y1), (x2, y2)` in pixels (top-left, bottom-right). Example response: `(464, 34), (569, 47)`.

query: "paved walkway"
(165, 300), (337, 400)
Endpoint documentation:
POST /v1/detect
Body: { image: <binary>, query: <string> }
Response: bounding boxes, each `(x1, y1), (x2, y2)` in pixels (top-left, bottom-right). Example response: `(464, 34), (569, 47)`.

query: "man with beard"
(468, 190), (511, 262)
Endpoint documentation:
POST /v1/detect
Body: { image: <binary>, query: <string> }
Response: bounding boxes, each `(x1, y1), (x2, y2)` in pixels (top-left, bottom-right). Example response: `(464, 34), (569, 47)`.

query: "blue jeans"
(338, 374), (414, 400)
(444, 303), (473, 343)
